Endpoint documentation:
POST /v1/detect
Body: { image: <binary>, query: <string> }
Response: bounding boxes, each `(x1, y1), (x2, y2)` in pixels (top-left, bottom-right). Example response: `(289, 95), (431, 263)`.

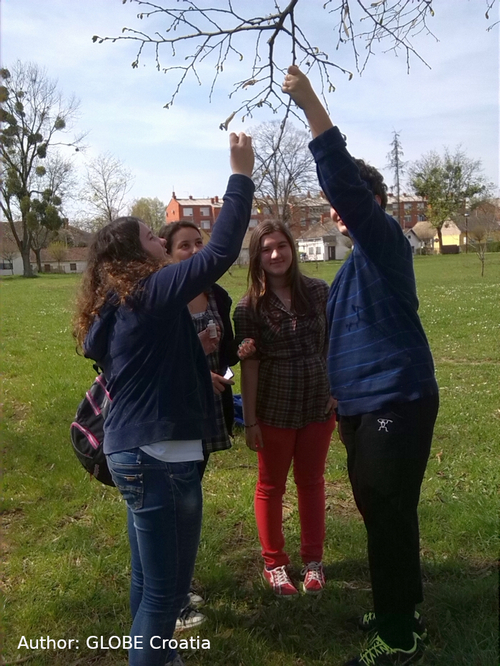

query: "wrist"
(244, 422), (258, 428)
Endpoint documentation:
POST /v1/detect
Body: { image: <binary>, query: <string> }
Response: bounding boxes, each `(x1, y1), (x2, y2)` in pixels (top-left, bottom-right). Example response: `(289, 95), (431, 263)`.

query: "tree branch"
(93, 0), (496, 131)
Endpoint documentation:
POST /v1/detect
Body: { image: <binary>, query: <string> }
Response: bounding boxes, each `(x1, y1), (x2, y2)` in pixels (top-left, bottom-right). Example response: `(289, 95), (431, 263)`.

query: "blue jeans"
(107, 448), (202, 666)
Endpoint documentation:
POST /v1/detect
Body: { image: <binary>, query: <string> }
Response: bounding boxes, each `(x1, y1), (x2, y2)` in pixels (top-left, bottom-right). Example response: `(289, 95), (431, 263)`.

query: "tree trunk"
(21, 247), (34, 277)
(34, 249), (43, 273)
(436, 227), (443, 254)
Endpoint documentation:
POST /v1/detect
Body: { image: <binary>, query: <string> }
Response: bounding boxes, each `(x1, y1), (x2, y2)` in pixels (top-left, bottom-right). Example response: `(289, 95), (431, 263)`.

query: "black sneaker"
(357, 611), (427, 641)
(345, 632), (425, 665)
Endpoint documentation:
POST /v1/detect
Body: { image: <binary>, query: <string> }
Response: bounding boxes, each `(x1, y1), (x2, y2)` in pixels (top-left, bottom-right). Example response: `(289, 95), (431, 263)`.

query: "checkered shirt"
(191, 290), (231, 454)
(233, 276), (331, 429)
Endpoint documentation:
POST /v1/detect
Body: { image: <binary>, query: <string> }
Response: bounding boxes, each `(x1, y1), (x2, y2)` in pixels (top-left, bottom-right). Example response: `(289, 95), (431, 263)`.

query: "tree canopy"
(409, 147), (490, 253)
(129, 197), (167, 231)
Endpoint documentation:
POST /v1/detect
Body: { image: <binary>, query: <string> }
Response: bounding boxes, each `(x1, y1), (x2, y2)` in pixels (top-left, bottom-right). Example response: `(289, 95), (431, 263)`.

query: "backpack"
(70, 374), (115, 487)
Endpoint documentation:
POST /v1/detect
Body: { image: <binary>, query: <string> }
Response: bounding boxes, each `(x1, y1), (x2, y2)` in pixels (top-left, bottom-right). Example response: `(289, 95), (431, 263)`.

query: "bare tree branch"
(81, 153), (134, 229)
(93, 0), (494, 128)
(251, 120), (317, 225)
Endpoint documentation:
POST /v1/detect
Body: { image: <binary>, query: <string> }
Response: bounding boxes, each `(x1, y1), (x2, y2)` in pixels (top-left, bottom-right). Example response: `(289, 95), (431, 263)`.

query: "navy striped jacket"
(309, 127), (438, 416)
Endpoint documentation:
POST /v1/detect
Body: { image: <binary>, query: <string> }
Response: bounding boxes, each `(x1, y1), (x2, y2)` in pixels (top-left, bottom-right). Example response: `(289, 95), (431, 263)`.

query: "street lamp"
(464, 211), (469, 254)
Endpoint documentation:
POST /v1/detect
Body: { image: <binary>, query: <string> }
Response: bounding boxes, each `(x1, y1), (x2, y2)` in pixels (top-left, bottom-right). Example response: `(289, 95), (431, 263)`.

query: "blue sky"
(2, 0), (499, 215)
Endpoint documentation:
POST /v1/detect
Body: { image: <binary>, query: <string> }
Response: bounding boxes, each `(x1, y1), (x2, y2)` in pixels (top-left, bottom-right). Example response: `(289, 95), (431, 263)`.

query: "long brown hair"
(246, 221), (310, 316)
(73, 217), (165, 349)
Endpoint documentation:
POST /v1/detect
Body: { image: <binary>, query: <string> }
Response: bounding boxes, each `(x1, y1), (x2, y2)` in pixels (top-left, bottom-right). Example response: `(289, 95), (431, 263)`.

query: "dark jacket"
(309, 127), (438, 416)
(83, 174), (254, 453)
(212, 283), (239, 436)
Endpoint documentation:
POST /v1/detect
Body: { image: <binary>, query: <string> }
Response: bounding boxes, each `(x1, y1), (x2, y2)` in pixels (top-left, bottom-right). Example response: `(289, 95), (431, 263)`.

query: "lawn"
(1, 253), (499, 666)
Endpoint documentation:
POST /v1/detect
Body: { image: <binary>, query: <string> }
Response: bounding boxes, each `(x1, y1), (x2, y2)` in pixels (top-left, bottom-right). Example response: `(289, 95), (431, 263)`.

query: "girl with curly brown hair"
(74, 133), (254, 666)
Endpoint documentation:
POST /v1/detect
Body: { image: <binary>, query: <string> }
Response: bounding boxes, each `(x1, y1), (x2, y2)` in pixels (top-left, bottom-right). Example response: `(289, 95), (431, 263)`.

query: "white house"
(297, 221), (351, 262)
(403, 228), (422, 254)
(1, 222), (90, 275)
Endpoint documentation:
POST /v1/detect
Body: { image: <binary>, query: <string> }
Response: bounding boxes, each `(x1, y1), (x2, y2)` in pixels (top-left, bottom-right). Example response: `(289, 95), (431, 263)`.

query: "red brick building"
(165, 192), (265, 232)
(385, 193), (427, 229)
(165, 193), (222, 230)
(165, 190), (427, 238)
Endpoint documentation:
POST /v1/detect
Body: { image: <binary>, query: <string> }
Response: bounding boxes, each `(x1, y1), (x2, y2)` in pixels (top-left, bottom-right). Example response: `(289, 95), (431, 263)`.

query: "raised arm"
(144, 133), (255, 313)
(282, 65), (333, 139)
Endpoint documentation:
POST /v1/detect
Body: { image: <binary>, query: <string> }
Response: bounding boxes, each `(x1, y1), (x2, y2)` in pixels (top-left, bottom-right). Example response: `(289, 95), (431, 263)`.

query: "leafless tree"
(47, 240), (68, 272)
(455, 202), (500, 276)
(82, 153), (134, 229)
(92, 0), (460, 130)
(1, 226), (17, 275)
(251, 120), (316, 225)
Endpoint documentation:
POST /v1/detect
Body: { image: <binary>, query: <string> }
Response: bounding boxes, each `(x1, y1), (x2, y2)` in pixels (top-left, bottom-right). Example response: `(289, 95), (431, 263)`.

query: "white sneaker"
(188, 591), (204, 607)
(175, 605), (206, 631)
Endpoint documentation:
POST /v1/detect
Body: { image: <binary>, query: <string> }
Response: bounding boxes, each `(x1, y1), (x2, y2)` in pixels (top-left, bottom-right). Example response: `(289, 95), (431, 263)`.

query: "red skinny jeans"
(255, 415), (336, 569)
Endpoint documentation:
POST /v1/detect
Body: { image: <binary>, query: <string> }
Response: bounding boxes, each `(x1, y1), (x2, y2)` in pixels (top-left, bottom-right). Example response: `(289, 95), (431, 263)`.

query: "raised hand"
(282, 65), (317, 110)
(229, 132), (254, 177)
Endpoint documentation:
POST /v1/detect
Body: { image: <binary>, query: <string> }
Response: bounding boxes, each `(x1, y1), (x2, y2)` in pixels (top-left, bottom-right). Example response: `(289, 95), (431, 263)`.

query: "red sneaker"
(301, 561), (325, 594)
(263, 565), (299, 597)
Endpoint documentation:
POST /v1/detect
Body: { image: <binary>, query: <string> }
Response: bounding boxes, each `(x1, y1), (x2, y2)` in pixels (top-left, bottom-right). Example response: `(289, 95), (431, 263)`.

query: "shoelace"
(270, 565), (292, 586)
(362, 611), (377, 626)
(360, 636), (397, 666)
(301, 561), (323, 582)
(360, 635), (416, 666)
(178, 605), (198, 621)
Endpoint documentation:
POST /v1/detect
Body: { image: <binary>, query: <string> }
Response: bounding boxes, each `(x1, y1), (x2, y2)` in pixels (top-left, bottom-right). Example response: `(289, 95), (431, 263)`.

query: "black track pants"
(338, 394), (439, 618)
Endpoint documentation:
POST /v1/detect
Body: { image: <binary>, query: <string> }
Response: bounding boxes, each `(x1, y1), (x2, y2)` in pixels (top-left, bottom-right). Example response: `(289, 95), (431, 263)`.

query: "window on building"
(417, 215), (426, 222)
(70, 263), (77, 272)
(404, 215), (411, 224)
(316, 247), (322, 255)
(0, 261), (13, 270)
(44, 264), (51, 272)
(404, 202), (412, 210)
(300, 219), (307, 227)
(200, 207), (210, 217)
(308, 247), (314, 255)
(201, 220), (210, 229)
(249, 218), (258, 228)
(182, 207), (193, 217)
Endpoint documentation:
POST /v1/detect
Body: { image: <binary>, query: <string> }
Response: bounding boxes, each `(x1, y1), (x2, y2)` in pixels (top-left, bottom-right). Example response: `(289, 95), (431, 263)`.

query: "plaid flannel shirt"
(233, 276), (331, 429)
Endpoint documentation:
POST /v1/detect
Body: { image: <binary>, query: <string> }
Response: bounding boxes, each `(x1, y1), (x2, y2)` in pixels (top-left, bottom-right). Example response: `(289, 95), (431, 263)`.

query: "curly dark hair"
(246, 221), (311, 316)
(73, 216), (165, 349)
(158, 220), (201, 254)
(354, 158), (388, 210)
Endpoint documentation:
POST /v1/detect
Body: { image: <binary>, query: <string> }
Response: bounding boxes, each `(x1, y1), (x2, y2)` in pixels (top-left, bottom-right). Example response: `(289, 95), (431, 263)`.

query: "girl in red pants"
(234, 221), (336, 597)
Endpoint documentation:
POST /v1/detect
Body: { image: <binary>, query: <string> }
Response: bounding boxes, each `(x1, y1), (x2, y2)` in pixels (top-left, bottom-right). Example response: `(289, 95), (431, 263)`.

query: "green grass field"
(2, 253), (499, 666)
